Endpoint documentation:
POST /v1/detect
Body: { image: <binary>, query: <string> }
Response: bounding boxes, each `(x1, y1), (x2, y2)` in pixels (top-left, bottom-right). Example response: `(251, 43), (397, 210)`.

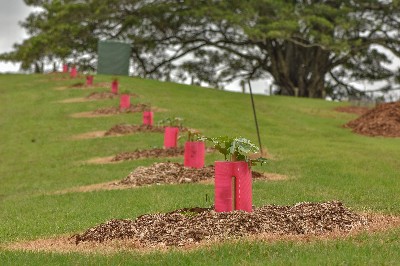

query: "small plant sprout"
(157, 117), (184, 128)
(187, 129), (202, 142)
(201, 136), (267, 166)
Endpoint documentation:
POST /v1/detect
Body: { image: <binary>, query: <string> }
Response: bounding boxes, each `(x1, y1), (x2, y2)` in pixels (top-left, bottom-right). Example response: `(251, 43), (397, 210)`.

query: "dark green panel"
(97, 40), (131, 76)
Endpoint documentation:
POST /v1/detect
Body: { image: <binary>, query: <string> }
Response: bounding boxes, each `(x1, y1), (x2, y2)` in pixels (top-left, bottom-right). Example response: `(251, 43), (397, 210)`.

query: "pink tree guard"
(214, 161), (252, 212)
(215, 162), (234, 212)
(143, 111), (154, 126)
(62, 64), (69, 73)
(70, 66), (77, 78)
(86, 75), (93, 86)
(184, 141), (205, 168)
(120, 94), (130, 109)
(111, 80), (118, 94)
(164, 127), (179, 148)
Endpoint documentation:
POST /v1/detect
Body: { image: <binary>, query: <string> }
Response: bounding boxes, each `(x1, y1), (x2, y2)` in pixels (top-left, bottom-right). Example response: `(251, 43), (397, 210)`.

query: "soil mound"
(105, 124), (165, 136)
(93, 104), (149, 115)
(112, 148), (185, 162)
(118, 162), (282, 186)
(74, 201), (368, 247)
(345, 101), (400, 137)
(111, 146), (214, 162)
(86, 92), (139, 100)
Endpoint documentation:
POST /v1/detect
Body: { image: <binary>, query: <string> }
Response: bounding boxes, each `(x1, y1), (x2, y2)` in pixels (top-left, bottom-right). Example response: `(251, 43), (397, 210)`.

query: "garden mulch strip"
(72, 201), (370, 248)
(93, 104), (150, 115)
(104, 124), (167, 136)
(86, 92), (139, 100)
(112, 148), (186, 162)
(111, 146), (215, 163)
(334, 106), (370, 115)
(345, 101), (400, 137)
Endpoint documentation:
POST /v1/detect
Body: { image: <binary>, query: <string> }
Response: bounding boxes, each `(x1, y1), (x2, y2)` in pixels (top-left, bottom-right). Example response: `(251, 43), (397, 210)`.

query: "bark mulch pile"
(86, 92), (139, 100)
(345, 101), (400, 137)
(93, 104), (149, 115)
(73, 201), (368, 248)
(117, 162), (278, 186)
(111, 146), (214, 162)
(334, 106), (370, 115)
(112, 148), (185, 162)
(104, 124), (188, 136)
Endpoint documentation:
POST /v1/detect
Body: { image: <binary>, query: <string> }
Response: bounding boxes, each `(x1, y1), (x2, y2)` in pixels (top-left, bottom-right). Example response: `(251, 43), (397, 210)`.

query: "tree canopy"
(2, 0), (400, 99)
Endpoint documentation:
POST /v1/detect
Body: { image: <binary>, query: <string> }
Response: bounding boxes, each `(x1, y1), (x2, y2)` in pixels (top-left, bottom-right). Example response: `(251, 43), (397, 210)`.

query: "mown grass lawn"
(0, 73), (399, 265)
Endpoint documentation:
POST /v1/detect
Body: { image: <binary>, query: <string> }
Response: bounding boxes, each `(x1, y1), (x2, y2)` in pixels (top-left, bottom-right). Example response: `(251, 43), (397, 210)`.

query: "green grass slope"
(0, 73), (399, 265)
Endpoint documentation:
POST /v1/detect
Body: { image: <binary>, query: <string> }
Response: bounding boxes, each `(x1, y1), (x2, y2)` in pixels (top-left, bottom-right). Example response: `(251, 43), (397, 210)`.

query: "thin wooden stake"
(248, 80), (263, 154)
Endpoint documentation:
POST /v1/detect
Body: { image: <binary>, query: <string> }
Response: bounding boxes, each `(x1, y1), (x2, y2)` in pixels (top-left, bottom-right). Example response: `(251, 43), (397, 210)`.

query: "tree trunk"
(263, 40), (330, 98)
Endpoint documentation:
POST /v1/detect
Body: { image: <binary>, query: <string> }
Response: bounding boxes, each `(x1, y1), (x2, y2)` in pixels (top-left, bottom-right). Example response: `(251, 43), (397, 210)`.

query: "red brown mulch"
(104, 124), (187, 136)
(117, 162), (269, 186)
(93, 104), (150, 115)
(344, 101), (400, 137)
(111, 146), (215, 162)
(105, 124), (164, 136)
(112, 148), (186, 162)
(335, 106), (370, 115)
(73, 201), (369, 248)
(86, 92), (139, 100)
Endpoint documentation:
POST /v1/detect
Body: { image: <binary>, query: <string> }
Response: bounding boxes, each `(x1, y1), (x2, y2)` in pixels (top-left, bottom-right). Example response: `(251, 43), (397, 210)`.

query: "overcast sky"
(0, 0), (35, 73)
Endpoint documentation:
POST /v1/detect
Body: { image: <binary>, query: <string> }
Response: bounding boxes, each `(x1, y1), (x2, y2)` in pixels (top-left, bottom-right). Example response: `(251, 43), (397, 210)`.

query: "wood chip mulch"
(73, 201), (369, 248)
(334, 106), (370, 115)
(344, 101), (400, 137)
(85, 92), (139, 100)
(117, 162), (278, 186)
(111, 145), (215, 163)
(105, 124), (164, 136)
(111, 148), (186, 162)
(92, 104), (149, 115)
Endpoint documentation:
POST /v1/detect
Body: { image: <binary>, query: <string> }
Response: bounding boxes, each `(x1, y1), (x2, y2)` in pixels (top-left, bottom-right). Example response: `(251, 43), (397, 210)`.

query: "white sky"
(0, 0), (35, 73)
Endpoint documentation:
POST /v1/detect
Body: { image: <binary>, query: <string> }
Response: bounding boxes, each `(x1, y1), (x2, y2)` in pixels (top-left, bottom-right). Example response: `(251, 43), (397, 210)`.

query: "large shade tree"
(2, 0), (400, 99)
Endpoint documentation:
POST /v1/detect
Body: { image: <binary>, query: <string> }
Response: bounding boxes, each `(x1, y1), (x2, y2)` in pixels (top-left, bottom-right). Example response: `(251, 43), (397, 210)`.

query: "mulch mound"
(93, 104), (149, 115)
(111, 146), (214, 162)
(118, 162), (268, 186)
(86, 92), (139, 100)
(104, 124), (188, 136)
(335, 106), (370, 115)
(112, 148), (185, 162)
(345, 101), (400, 137)
(73, 201), (368, 247)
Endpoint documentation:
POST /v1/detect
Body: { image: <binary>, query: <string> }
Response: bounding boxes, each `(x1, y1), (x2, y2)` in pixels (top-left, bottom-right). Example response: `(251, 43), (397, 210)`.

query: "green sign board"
(97, 40), (131, 76)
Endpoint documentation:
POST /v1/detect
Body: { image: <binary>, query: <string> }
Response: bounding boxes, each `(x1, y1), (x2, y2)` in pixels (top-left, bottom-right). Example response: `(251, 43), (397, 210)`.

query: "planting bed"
(112, 148), (186, 162)
(93, 104), (150, 115)
(113, 146), (214, 162)
(86, 92), (139, 100)
(104, 124), (166, 136)
(345, 101), (400, 137)
(118, 162), (275, 186)
(334, 106), (370, 115)
(73, 201), (369, 248)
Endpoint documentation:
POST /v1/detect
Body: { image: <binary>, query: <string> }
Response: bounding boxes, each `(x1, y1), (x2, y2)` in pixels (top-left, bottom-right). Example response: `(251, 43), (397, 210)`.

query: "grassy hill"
(0, 73), (399, 265)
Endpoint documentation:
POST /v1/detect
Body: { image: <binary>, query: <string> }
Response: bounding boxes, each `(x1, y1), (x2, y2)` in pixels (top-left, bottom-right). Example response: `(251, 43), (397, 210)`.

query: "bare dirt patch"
(334, 106), (370, 115)
(6, 203), (400, 254)
(345, 101), (400, 137)
(69, 131), (107, 140)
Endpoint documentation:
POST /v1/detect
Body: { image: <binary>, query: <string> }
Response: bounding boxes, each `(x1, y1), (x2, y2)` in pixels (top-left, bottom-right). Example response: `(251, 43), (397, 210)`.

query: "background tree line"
(1, 0), (400, 100)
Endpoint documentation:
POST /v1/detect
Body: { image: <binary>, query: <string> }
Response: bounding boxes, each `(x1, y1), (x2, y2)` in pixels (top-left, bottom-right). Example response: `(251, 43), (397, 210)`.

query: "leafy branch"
(200, 136), (267, 166)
